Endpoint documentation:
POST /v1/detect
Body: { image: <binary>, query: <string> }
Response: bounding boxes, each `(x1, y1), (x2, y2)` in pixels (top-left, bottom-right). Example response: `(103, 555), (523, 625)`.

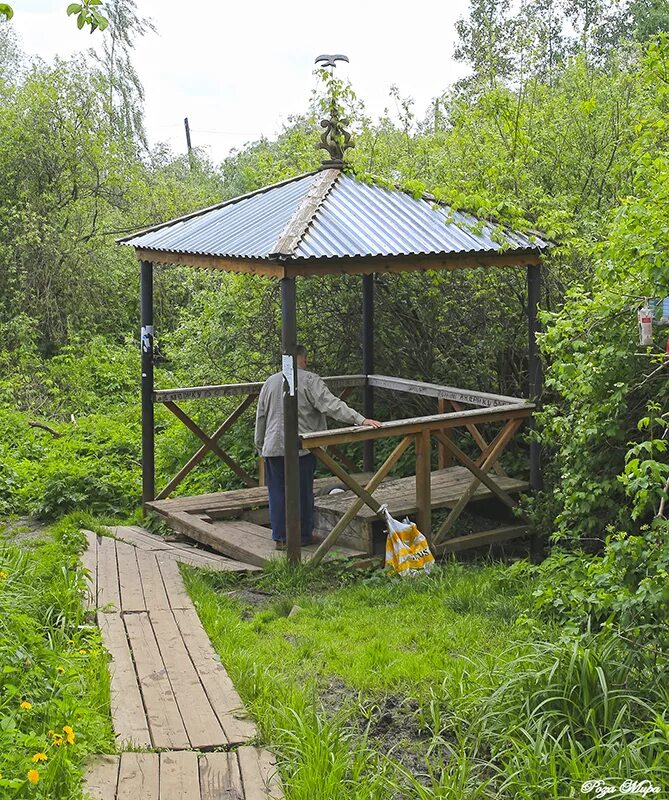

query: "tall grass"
(185, 560), (668, 800)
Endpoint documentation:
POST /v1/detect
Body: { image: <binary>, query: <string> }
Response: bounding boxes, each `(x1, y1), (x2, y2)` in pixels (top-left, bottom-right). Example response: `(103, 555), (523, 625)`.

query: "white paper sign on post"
(282, 354), (296, 396)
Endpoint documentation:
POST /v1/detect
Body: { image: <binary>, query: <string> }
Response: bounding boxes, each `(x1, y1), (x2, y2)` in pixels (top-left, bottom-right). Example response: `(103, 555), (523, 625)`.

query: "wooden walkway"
(86, 750), (282, 800)
(83, 527), (282, 799)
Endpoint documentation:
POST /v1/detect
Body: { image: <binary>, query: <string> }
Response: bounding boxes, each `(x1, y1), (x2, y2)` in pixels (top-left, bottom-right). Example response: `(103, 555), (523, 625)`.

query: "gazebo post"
(140, 259), (155, 506)
(527, 263), (543, 558)
(527, 263), (543, 489)
(281, 276), (301, 564)
(362, 273), (375, 471)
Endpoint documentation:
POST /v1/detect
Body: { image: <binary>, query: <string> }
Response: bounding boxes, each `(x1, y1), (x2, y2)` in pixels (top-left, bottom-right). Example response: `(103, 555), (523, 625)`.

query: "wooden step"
(437, 525), (530, 554)
(169, 511), (365, 567)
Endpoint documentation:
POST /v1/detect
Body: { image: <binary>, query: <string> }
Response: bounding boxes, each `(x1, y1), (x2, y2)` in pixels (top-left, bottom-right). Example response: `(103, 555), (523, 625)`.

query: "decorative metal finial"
(315, 54), (349, 68)
(314, 54), (354, 167)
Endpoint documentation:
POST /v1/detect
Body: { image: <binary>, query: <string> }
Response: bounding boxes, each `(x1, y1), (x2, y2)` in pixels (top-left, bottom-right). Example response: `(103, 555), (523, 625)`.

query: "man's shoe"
(301, 536), (322, 546)
(274, 540), (286, 550)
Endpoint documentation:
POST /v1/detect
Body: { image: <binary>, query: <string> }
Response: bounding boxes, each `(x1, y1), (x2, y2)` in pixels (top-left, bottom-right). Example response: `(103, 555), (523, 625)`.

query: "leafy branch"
(0, 1), (108, 32)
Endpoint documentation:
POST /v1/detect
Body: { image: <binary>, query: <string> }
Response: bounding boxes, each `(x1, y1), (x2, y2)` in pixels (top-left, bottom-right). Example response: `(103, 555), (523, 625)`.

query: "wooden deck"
(146, 465), (528, 557)
(82, 527), (282, 799)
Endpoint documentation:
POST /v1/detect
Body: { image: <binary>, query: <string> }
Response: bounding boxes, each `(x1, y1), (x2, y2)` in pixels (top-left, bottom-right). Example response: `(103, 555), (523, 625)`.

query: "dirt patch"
(226, 587), (274, 618)
(320, 677), (452, 785)
(0, 517), (49, 546)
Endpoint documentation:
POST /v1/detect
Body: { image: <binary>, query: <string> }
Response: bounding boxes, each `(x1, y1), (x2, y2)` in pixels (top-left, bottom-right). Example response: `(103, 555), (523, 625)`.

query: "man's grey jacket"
(255, 369), (365, 457)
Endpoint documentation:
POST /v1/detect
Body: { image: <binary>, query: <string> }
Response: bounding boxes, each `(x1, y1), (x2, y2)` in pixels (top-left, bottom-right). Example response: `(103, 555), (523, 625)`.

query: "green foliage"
(66, 0), (108, 33)
(524, 519), (669, 656)
(0, 1), (108, 32)
(537, 37), (669, 542)
(0, 519), (113, 798)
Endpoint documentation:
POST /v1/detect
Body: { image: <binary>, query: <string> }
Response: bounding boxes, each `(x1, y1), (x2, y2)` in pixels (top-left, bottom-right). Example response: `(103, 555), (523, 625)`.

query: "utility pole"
(184, 117), (194, 170)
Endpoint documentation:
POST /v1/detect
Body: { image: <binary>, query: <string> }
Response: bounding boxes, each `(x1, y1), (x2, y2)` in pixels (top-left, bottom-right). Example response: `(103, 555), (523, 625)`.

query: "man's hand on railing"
(362, 418), (383, 428)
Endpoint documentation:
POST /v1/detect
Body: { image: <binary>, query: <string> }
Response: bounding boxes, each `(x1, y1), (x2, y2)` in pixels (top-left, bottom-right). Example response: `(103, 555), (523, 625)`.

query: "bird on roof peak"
(315, 54), (349, 68)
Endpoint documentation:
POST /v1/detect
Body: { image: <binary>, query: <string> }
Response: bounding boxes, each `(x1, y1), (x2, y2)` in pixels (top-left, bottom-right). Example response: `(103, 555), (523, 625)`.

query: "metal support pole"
(140, 260), (155, 507)
(362, 273), (375, 471)
(281, 277), (301, 564)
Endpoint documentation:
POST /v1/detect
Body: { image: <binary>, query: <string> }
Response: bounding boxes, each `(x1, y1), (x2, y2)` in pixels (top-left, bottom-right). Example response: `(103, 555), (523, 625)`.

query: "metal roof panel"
(124, 173), (317, 258)
(294, 173), (548, 258)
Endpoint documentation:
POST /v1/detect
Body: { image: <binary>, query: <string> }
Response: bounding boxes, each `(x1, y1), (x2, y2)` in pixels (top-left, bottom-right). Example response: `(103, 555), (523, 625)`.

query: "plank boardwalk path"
(82, 526), (283, 800)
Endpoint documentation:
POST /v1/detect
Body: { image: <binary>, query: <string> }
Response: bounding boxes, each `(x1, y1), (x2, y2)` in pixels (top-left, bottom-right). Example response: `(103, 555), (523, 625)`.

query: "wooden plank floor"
(314, 465), (528, 520)
(145, 473), (373, 518)
(144, 465), (528, 560)
(86, 748), (283, 800)
(83, 527), (282, 798)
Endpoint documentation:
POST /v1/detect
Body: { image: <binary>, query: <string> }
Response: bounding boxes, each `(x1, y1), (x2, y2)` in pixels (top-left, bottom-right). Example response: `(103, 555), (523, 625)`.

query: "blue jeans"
(264, 453), (316, 543)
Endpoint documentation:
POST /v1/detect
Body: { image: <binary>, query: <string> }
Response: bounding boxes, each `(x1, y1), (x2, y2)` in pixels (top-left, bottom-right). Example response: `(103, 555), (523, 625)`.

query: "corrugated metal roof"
(122, 169), (550, 261)
(124, 173), (316, 258)
(296, 173), (547, 258)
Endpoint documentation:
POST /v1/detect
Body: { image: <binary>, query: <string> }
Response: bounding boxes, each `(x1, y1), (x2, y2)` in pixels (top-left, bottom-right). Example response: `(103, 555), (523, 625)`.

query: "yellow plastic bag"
(381, 505), (435, 576)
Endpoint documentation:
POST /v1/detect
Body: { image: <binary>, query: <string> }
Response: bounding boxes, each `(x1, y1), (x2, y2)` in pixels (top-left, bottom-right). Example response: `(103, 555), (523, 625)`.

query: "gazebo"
(121, 113), (550, 566)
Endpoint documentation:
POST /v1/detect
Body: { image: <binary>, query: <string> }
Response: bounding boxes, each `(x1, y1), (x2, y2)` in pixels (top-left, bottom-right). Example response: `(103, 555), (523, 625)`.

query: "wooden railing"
(152, 374), (533, 560)
(152, 376), (366, 501)
(298, 387), (533, 564)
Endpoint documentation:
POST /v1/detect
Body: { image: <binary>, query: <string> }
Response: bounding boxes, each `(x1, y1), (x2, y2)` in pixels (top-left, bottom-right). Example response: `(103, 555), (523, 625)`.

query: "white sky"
(11, 0), (470, 164)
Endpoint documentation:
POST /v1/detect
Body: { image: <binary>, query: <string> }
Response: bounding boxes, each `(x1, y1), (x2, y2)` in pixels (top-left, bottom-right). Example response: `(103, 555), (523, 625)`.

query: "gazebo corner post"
(281, 275), (301, 564)
(140, 259), (155, 508)
(527, 262), (544, 560)
(362, 272), (375, 471)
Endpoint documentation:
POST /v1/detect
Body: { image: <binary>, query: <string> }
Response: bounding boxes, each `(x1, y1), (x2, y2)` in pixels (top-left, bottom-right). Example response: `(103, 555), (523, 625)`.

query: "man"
(255, 345), (382, 550)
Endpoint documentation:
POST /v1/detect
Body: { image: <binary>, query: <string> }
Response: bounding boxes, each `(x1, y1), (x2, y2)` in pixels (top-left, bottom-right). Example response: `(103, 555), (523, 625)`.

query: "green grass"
(0, 514), (114, 799)
(185, 559), (669, 799)
(184, 560), (538, 799)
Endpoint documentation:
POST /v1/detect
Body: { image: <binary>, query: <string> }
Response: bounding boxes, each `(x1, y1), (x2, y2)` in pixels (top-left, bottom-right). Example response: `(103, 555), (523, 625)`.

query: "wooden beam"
(140, 259), (155, 505)
(300, 403), (533, 449)
(134, 248), (283, 277)
(310, 436), (414, 567)
(449, 399), (506, 477)
(367, 375), (522, 408)
(281, 276), (301, 565)
(415, 430), (432, 542)
(164, 402), (257, 487)
(433, 419), (523, 545)
(282, 251), (544, 277)
(154, 375), (366, 403)
(310, 448), (382, 514)
(436, 399), (452, 469)
(326, 445), (359, 474)
(156, 394), (258, 500)
(435, 525), (530, 554)
(132, 248), (544, 278)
